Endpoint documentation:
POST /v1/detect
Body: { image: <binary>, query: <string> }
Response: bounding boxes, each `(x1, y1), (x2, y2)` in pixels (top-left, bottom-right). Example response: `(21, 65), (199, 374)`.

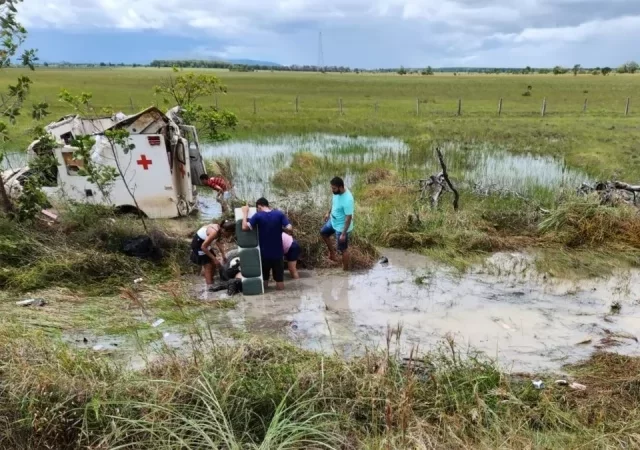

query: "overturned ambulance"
(3, 106), (207, 219)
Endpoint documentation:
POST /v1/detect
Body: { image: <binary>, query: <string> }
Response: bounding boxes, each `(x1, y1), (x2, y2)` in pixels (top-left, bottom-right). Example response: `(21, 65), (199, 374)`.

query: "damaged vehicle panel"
(3, 106), (208, 219)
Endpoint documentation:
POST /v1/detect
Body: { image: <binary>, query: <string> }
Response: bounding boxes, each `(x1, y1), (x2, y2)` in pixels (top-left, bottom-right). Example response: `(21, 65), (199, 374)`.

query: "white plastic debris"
(16, 299), (36, 306)
(152, 318), (165, 328)
(555, 380), (569, 386)
(532, 380), (545, 389)
(92, 345), (104, 351)
(576, 337), (592, 345)
(570, 382), (587, 391)
(133, 278), (144, 284)
(15, 298), (45, 307)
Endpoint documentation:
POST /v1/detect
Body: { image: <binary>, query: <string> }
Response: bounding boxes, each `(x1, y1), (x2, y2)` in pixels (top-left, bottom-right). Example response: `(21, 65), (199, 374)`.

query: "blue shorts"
(320, 221), (350, 252)
(285, 240), (301, 261)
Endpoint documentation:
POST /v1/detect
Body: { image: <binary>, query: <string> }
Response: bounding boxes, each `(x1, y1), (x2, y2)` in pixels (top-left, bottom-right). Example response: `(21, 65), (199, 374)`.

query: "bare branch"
(436, 147), (459, 211)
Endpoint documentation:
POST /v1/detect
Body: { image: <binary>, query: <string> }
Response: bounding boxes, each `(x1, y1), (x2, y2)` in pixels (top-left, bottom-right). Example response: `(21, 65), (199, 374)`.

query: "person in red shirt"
(200, 173), (231, 213)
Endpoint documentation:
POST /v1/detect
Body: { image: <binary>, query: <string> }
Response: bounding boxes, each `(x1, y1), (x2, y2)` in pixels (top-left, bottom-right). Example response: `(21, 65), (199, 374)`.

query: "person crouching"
(190, 220), (235, 290)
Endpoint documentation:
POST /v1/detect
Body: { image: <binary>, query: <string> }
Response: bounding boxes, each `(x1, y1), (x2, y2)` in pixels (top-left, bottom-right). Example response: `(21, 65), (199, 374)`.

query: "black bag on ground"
(122, 236), (162, 261)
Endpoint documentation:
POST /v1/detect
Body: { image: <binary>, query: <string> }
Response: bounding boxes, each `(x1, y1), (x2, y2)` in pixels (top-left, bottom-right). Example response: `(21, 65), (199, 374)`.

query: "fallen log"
(578, 180), (640, 206)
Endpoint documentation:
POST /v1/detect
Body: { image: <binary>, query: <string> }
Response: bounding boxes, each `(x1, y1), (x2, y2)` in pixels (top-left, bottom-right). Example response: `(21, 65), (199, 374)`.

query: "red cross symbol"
(179, 165), (186, 178)
(136, 155), (152, 170)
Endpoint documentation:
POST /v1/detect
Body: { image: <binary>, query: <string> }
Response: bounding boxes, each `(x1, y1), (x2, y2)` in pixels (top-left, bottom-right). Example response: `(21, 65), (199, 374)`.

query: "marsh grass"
(0, 204), (190, 294)
(2, 323), (640, 449)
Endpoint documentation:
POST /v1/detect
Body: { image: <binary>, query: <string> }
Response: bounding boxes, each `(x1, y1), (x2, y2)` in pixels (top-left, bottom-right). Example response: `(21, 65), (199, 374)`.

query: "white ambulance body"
(3, 106), (207, 219)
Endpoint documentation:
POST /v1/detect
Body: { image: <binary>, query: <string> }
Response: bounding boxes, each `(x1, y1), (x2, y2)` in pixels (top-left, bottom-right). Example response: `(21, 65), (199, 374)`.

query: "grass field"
(3, 68), (640, 449)
(3, 68), (640, 179)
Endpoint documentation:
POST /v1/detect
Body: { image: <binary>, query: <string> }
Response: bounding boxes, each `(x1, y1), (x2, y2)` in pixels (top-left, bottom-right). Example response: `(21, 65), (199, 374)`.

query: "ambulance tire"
(115, 205), (146, 218)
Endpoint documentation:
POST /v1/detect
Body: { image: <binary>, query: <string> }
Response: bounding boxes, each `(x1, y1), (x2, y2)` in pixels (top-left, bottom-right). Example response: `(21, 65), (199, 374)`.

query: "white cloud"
(16, 0), (640, 67)
(491, 15), (640, 44)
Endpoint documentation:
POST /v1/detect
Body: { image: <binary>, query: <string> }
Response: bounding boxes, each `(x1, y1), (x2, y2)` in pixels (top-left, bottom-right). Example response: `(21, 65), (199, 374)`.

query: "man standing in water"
(321, 176), (354, 271)
(242, 198), (293, 291)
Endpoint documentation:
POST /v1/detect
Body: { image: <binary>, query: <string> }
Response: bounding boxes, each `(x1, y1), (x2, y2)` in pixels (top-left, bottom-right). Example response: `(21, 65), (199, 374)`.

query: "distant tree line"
(34, 59), (640, 77)
(149, 60), (359, 73)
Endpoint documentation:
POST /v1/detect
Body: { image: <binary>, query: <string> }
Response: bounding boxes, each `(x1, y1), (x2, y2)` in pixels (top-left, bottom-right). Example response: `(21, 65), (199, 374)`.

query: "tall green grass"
(0, 204), (190, 294)
(3, 325), (640, 449)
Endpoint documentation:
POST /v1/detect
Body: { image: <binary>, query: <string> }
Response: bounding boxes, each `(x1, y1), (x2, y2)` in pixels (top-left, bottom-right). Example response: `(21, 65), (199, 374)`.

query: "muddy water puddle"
(213, 249), (640, 372)
(60, 248), (640, 372)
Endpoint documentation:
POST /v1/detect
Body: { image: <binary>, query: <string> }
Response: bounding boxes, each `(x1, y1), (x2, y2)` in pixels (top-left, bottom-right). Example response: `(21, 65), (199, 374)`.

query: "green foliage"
(421, 66), (434, 76)
(0, 0), (49, 217)
(28, 135), (58, 187)
(30, 100), (49, 120)
(58, 88), (92, 111)
(552, 65), (567, 75)
(572, 64), (581, 76)
(182, 103), (238, 141)
(105, 128), (135, 153)
(397, 66), (407, 75)
(617, 61), (639, 74)
(154, 68), (227, 106)
(154, 68), (238, 141)
(14, 175), (47, 221)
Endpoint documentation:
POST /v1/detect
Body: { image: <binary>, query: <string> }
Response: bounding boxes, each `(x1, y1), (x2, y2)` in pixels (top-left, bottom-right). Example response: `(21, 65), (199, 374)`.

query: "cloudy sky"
(18, 0), (640, 68)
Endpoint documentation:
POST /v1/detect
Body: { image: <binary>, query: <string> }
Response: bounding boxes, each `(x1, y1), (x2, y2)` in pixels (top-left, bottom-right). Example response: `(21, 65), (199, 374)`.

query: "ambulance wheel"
(115, 205), (146, 218)
(177, 199), (189, 216)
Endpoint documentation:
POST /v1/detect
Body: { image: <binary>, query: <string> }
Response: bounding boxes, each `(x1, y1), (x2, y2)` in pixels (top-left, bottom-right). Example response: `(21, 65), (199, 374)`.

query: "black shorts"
(285, 241), (301, 262)
(262, 258), (284, 283)
(190, 249), (216, 266)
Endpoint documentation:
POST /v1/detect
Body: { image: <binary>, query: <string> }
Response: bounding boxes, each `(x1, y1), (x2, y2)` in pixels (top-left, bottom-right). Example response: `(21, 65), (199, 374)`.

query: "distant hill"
(225, 59), (281, 67)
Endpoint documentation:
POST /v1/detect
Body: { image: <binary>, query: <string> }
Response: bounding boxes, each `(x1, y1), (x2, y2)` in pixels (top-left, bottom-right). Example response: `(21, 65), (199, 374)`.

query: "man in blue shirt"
(242, 198), (293, 291)
(321, 176), (354, 271)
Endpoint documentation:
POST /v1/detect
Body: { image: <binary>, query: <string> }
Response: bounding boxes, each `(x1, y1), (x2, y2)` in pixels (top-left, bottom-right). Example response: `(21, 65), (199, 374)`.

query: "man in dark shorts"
(321, 176), (354, 271)
(241, 198), (293, 291)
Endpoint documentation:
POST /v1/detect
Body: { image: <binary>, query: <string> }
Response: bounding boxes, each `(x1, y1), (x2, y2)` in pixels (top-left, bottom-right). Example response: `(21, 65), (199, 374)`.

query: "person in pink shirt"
(282, 232), (300, 279)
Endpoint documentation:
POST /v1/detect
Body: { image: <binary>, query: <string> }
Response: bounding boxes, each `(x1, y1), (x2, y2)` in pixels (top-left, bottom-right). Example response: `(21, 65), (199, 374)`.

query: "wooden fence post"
(583, 98), (588, 113)
(625, 97), (631, 116)
(457, 98), (462, 116)
(498, 97), (503, 116)
(416, 98), (420, 116)
(339, 98), (343, 115)
(253, 97), (257, 114)
(374, 102), (378, 114)
(295, 96), (299, 113)
(541, 97), (547, 117)
(129, 97), (135, 112)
